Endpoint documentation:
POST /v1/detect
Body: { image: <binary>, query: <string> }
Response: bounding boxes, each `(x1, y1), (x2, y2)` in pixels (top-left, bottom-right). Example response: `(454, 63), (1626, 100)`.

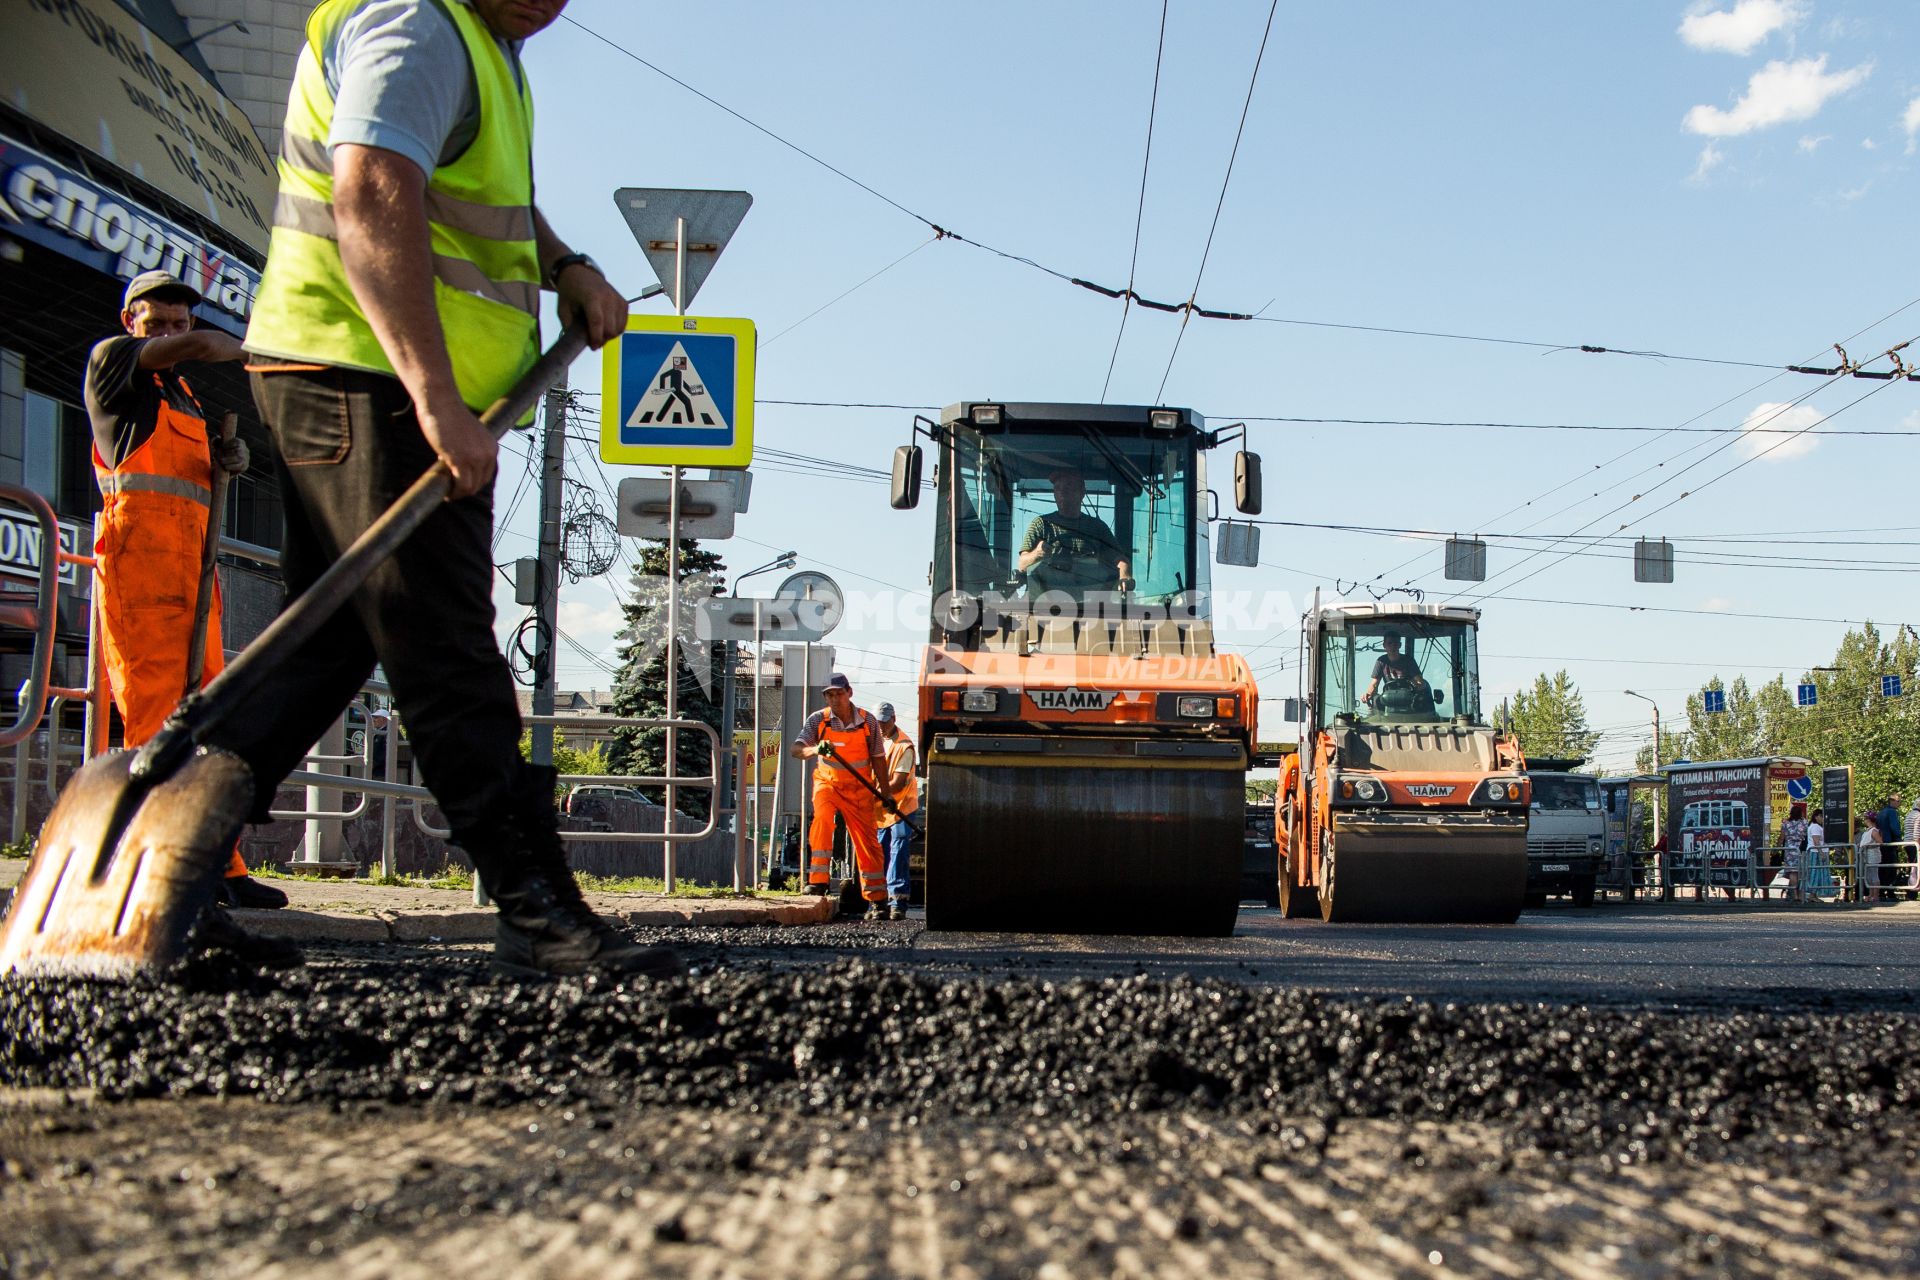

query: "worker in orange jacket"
(83, 270), (284, 909)
(789, 673), (889, 918)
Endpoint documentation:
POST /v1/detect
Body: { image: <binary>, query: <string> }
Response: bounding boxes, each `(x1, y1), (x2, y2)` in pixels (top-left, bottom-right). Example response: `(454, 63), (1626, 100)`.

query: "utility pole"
(530, 372), (567, 768)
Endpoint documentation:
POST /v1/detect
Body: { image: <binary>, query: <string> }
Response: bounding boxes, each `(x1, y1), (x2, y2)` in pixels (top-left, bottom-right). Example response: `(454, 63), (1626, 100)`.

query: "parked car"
(564, 784), (653, 815)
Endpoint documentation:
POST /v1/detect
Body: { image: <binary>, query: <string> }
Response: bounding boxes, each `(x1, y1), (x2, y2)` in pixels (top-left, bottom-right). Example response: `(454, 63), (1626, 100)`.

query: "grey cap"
(123, 270), (200, 310)
(877, 702), (897, 722)
(822, 673), (852, 694)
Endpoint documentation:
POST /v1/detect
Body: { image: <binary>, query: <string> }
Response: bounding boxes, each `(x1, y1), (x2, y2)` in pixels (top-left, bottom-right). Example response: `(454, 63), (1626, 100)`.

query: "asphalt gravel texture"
(4, 920), (1919, 1276)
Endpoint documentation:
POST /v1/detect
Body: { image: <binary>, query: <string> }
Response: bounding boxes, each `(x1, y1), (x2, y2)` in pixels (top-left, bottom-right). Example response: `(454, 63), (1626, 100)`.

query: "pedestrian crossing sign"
(601, 314), (756, 466)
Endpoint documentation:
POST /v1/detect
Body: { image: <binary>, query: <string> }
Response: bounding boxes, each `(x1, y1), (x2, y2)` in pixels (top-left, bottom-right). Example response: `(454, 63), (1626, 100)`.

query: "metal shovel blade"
(0, 747), (253, 977)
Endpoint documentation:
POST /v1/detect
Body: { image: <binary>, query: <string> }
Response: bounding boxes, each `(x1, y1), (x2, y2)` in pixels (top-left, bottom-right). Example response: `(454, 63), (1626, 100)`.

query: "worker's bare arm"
(332, 143), (494, 499)
(534, 209), (627, 348)
(135, 330), (245, 369)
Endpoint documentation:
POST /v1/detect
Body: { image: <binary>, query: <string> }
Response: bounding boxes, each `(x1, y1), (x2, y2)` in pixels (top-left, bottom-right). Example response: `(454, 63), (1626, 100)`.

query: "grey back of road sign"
(1216, 521), (1260, 567)
(697, 596), (834, 645)
(614, 188), (753, 314)
(616, 477), (737, 539)
(1445, 537), (1487, 582)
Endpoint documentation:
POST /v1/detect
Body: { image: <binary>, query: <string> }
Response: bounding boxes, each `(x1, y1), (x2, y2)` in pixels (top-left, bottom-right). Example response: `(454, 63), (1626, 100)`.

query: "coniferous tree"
(1509, 670), (1600, 762)
(606, 537), (728, 817)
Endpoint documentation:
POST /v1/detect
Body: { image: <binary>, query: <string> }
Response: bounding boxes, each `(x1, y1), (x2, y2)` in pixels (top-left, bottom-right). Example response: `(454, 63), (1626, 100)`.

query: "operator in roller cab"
(1015, 467), (1132, 600)
(1360, 634), (1428, 713)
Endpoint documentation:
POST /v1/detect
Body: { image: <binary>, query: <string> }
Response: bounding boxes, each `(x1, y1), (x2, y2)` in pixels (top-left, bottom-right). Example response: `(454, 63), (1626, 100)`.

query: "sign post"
(608, 193), (752, 889)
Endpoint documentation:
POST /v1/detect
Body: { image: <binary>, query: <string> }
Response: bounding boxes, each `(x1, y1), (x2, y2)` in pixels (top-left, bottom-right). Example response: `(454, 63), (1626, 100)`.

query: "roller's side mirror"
(891, 444), (923, 510)
(1234, 450), (1262, 515)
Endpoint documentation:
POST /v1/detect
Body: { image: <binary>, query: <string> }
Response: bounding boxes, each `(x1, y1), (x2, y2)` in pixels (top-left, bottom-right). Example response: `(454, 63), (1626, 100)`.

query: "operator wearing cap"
(83, 271), (282, 909)
(790, 673), (889, 917)
(876, 702), (919, 921)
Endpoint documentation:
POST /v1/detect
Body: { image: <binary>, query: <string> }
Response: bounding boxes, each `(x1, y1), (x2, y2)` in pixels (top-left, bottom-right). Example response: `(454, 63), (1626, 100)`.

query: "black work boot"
(459, 766), (684, 981)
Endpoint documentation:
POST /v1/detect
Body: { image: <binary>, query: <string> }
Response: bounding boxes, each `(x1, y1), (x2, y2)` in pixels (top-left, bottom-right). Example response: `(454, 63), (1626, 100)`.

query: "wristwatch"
(544, 251), (600, 289)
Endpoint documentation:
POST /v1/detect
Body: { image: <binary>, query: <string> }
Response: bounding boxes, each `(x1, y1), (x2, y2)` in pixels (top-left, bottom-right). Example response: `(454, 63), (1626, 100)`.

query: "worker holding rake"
(790, 674), (892, 919)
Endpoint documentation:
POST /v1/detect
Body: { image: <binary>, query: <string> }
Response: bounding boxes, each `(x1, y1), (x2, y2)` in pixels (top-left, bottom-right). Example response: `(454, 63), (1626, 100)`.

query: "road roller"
(888, 402), (1262, 936)
(1275, 599), (1530, 923)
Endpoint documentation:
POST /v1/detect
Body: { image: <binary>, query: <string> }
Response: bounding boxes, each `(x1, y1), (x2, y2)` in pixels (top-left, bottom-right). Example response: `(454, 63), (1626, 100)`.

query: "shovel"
(0, 326), (586, 978)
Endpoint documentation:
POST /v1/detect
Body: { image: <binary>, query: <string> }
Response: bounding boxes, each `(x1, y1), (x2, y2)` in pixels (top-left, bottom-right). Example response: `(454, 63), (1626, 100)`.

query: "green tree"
(605, 537), (728, 817)
(1509, 670), (1599, 762)
(518, 731), (609, 792)
(1678, 676), (1768, 761)
(1678, 623), (1920, 810)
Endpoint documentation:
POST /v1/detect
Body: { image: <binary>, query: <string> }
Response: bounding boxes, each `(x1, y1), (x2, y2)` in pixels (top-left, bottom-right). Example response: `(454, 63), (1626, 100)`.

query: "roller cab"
(894, 402), (1260, 936)
(1277, 601), (1529, 923)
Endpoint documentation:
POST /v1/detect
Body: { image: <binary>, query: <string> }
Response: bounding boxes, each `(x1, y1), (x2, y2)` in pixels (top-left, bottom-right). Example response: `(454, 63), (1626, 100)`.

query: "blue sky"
(497, 1), (1920, 771)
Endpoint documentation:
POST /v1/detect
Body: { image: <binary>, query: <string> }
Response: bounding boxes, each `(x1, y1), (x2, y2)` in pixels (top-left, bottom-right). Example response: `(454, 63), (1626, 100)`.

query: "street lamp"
(726, 552), (795, 847)
(1624, 689), (1665, 895)
(1623, 689), (1661, 769)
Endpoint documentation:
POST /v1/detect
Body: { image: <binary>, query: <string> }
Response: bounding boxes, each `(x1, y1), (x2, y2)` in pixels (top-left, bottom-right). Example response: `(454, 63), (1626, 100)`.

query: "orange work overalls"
(92, 372), (246, 879)
(808, 708), (887, 902)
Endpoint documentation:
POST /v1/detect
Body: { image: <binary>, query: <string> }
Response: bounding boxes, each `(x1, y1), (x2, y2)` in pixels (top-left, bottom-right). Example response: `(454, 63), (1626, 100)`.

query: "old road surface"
(4, 902), (1918, 1278)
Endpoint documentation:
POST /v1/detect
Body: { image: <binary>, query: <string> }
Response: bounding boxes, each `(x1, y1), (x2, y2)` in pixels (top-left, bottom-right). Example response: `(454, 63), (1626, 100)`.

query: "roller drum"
(926, 750), (1243, 936)
(1319, 819), (1527, 924)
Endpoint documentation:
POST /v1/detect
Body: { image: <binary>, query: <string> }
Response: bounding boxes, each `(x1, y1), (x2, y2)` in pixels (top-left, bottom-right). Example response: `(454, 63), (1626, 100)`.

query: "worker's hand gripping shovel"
(0, 327), (589, 978)
(817, 739), (922, 836)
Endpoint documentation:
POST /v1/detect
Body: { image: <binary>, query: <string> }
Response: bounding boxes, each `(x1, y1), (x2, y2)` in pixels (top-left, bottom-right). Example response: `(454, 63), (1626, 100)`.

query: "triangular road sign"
(613, 187), (752, 313)
(625, 341), (729, 430)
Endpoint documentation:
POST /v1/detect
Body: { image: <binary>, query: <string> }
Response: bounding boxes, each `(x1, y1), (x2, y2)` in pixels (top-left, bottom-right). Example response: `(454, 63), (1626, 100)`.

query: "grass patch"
(0, 835), (34, 861)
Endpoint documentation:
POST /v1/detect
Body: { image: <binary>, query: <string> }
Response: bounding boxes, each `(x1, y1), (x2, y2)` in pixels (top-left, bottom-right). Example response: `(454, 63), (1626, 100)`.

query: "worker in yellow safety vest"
(790, 673), (890, 919)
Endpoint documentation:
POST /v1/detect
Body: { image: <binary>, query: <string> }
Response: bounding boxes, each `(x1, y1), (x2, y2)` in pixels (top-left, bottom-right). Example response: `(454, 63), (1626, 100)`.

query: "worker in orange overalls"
(83, 270), (284, 910)
(789, 673), (889, 918)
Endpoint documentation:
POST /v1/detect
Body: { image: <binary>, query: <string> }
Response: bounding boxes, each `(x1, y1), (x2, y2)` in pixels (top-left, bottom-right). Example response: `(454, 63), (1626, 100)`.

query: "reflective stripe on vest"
(97, 472), (213, 505)
(245, 0), (539, 411)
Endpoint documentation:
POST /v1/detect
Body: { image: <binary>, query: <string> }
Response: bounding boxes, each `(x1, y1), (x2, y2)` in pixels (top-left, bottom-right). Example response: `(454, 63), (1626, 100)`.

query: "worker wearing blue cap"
(791, 673), (888, 917)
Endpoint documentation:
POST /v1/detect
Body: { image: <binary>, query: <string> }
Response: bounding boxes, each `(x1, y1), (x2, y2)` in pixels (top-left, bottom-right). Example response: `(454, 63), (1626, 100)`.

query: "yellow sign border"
(600, 314), (756, 466)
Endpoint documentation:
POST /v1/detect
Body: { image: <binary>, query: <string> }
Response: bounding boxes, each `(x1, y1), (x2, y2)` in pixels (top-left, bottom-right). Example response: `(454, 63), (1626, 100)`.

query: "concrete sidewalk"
(0, 860), (836, 945)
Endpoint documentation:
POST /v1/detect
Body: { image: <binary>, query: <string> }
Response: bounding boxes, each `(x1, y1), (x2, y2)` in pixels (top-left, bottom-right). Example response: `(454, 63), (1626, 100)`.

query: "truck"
(1274, 600), (1530, 922)
(889, 401), (1263, 935)
(1521, 757), (1605, 907)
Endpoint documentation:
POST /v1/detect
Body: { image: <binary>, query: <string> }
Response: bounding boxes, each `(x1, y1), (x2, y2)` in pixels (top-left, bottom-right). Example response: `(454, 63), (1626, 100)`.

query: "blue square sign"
(1702, 688), (1726, 714)
(600, 314), (755, 466)
(1796, 682), (1818, 707)
(1884, 674), (1904, 697)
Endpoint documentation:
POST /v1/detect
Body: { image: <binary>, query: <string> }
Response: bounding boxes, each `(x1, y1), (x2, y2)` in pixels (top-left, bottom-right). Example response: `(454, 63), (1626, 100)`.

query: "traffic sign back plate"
(601, 314), (756, 466)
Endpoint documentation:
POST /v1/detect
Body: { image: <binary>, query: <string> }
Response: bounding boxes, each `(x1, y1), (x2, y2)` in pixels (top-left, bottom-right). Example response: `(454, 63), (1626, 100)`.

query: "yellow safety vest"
(245, 0), (540, 410)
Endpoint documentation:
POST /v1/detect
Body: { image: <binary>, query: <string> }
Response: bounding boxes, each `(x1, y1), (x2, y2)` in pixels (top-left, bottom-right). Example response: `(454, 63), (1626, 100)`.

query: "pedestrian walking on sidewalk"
(876, 703), (919, 920)
(790, 674), (888, 918)
(210, 0), (676, 979)
(84, 270), (285, 912)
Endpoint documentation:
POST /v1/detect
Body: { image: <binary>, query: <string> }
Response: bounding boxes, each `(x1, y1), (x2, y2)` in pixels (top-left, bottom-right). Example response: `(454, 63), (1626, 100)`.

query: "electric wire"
(1155, 0), (1279, 402)
(1100, 0), (1169, 404)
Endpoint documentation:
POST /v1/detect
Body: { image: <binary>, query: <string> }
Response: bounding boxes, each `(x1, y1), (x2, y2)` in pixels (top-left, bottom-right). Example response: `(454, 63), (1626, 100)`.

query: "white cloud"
(1679, 0), (1805, 55)
(1699, 596), (1736, 613)
(1738, 401), (1823, 460)
(1903, 410), (1920, 430)
(1836, 181), (1872, 202)
(1684, 56), (1871, 137)
(1861, 137), (1878, 150)
(1797, 134), (1828, 152)
(1904, 96), (1920, 154)
(1689, 142), (1726, 182)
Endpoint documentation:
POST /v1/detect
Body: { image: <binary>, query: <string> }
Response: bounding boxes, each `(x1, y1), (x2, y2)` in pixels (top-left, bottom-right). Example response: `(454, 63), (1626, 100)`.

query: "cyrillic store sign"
(1, 0), (275, 255)
(0, 136), (261, 335)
